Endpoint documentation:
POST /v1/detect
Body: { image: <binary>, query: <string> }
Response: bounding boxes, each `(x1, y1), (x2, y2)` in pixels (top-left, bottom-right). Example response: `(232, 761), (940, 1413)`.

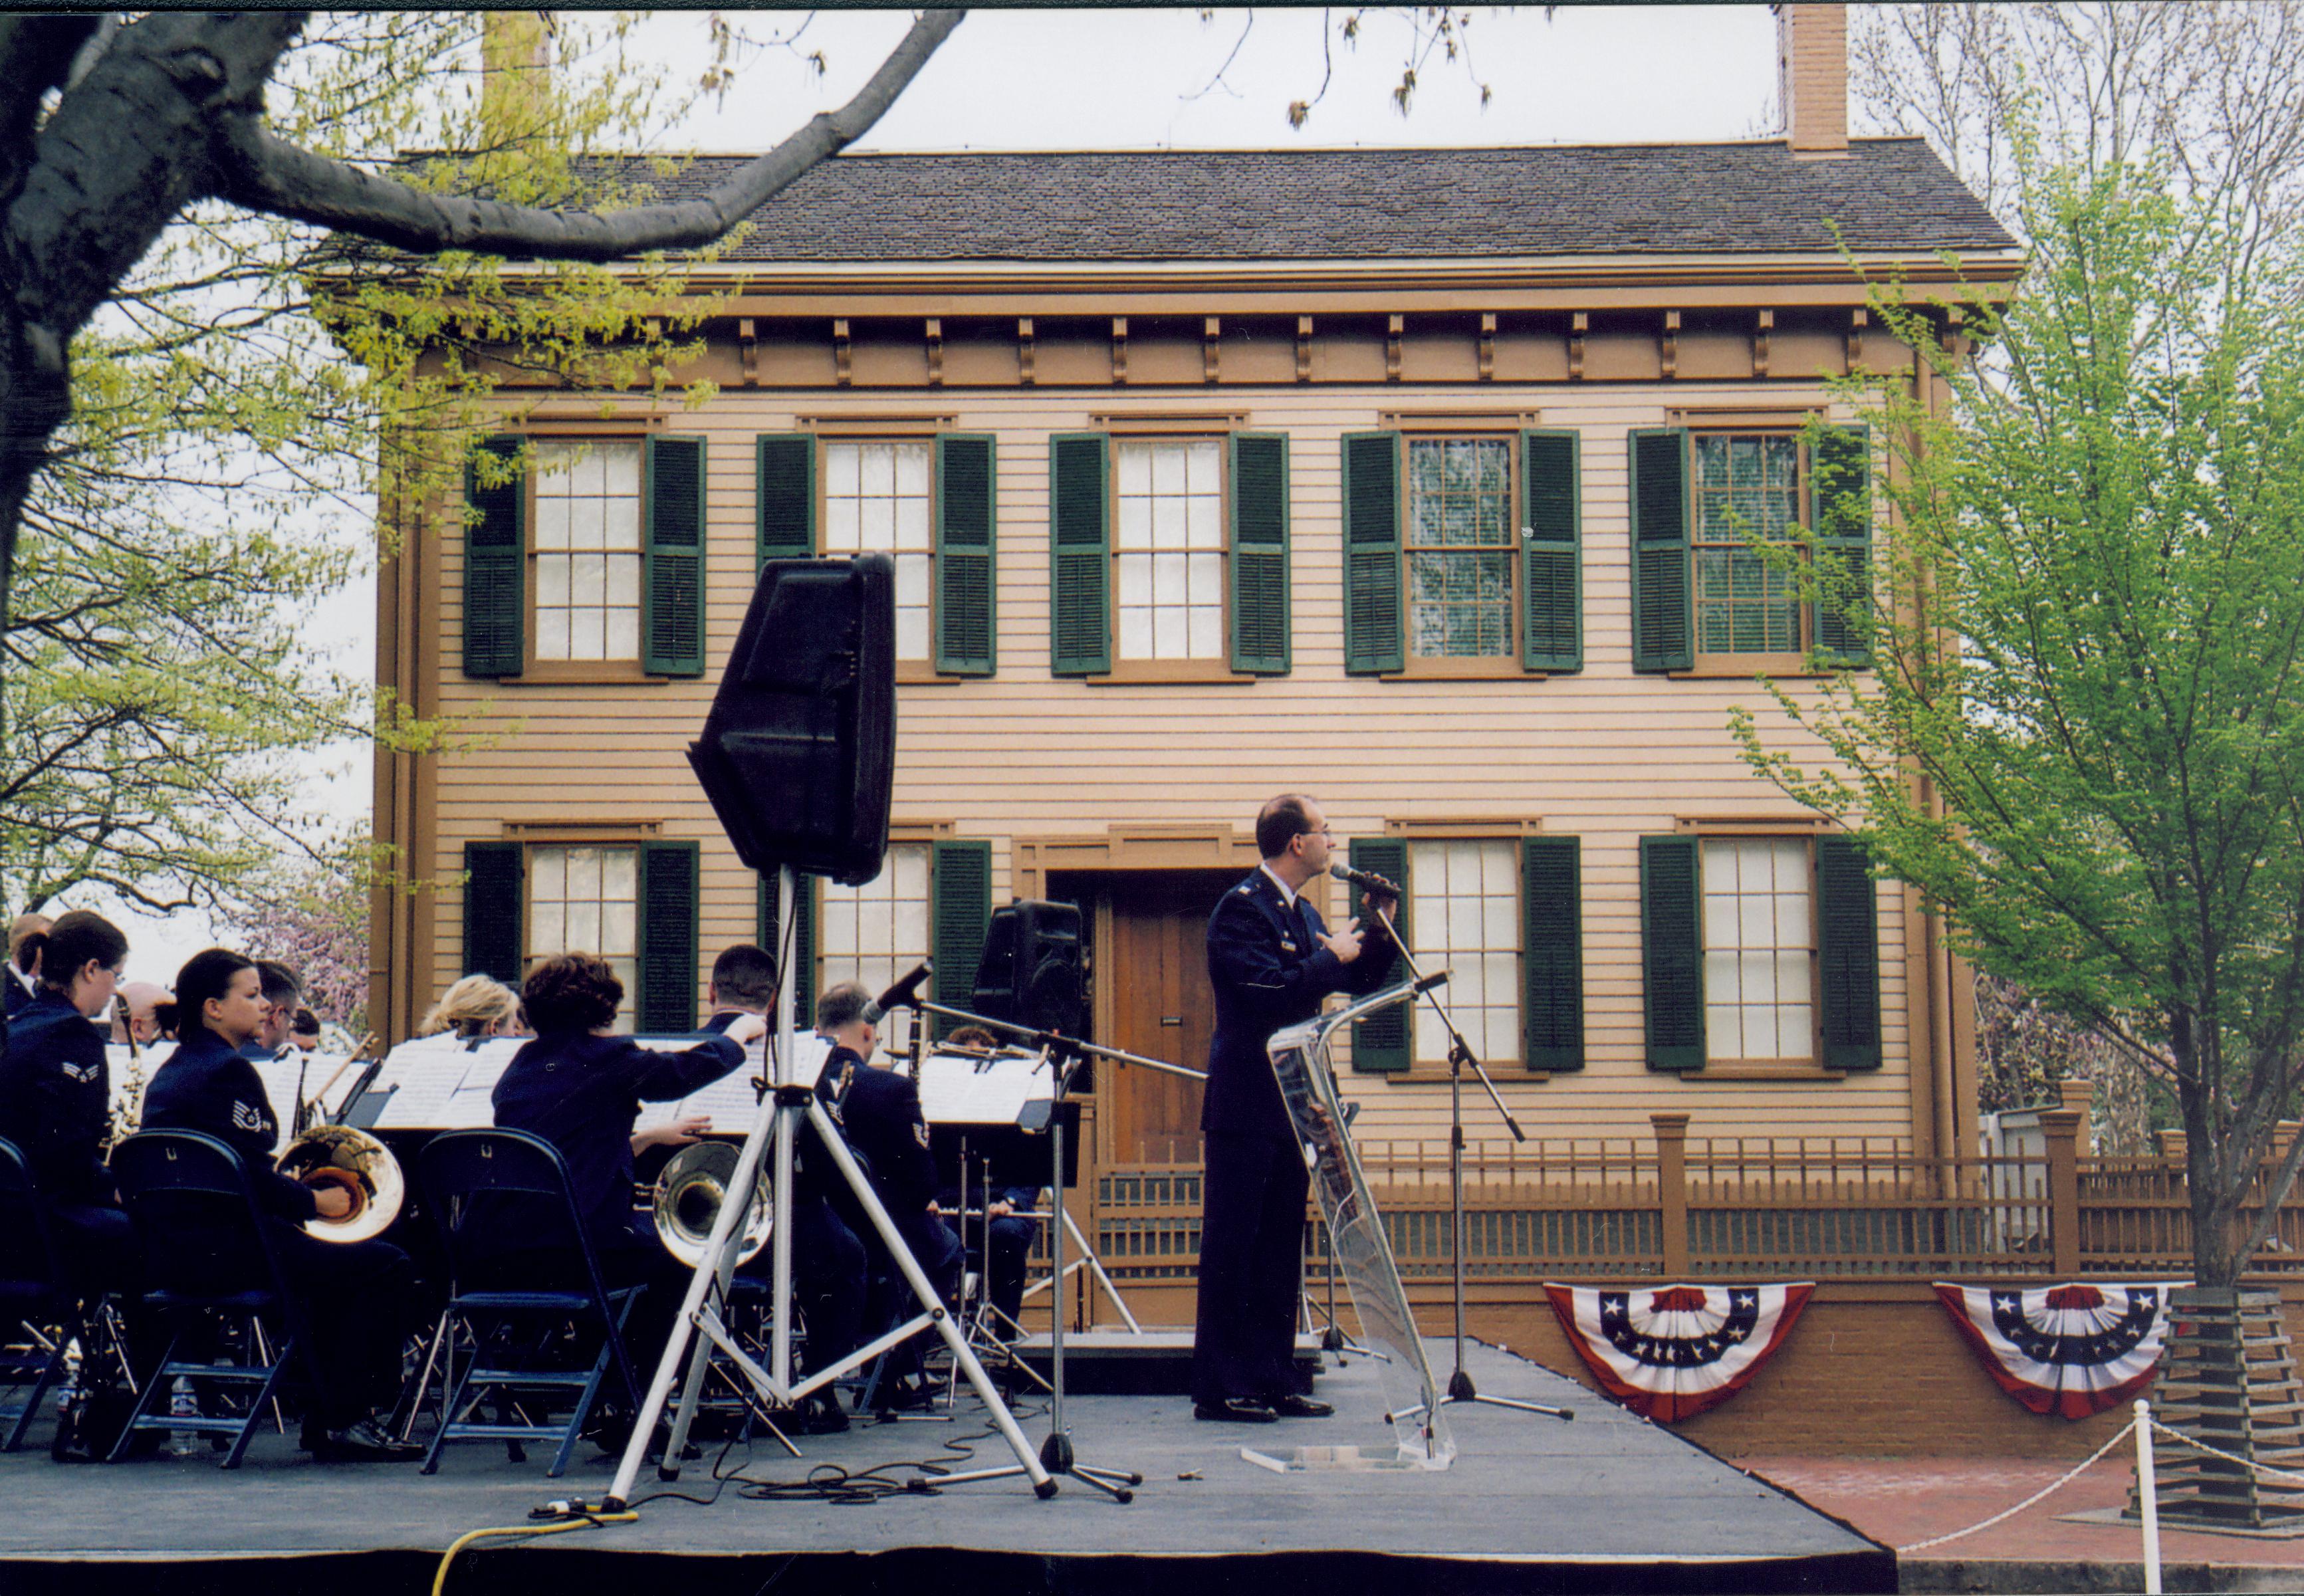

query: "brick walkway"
(1740, 1452), (2304, 1588)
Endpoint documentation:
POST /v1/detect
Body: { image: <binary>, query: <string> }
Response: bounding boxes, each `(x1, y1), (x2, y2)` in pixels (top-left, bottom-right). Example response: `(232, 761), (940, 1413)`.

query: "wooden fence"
(1084, 1107), (2304, 1287)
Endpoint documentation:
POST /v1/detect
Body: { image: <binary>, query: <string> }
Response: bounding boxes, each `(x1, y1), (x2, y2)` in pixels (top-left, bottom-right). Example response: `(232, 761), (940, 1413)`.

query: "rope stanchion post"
(2134, 1399), (2161, 1596)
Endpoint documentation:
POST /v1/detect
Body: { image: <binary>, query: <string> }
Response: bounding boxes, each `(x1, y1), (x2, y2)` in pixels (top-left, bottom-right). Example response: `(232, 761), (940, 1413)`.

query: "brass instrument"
(651, 1140), (770, 1268)
(277, 1123), (405, 1244)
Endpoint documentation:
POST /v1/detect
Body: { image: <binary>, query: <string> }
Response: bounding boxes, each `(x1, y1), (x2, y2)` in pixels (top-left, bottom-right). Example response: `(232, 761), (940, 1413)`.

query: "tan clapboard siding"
(421, 378), (1934, 1147)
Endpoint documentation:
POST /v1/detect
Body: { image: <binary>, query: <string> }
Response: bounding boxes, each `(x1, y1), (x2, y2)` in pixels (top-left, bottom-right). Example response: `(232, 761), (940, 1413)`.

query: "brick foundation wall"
(1093, 1279), (2304, 1458)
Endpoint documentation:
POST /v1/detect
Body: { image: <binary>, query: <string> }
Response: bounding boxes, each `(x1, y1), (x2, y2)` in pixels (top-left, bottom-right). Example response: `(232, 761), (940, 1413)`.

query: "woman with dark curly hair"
(489, 953), (765, 1361)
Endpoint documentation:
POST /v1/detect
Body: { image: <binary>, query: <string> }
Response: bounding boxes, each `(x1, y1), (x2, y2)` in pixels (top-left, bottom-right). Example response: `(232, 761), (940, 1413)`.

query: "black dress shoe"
(302, 1417), (423, 1462)
(1193, 1397), (1278, 1423)
(1268, 1394), (1334, 1419)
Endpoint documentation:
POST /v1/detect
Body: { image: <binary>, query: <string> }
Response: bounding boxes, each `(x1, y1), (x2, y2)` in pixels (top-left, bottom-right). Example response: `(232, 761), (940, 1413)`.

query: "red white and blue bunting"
(1543, 1282), (1814, 1422)
(1933, 1281), (2188, 1420)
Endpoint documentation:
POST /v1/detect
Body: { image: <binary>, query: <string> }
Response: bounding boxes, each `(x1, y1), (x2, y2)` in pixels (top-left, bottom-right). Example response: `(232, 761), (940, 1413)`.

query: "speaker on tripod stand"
(971, 900), (1088, 1038)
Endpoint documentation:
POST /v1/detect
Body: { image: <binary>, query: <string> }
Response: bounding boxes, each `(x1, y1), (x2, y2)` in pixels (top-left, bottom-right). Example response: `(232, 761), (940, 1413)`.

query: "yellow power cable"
(431, 1511), (638, 1596)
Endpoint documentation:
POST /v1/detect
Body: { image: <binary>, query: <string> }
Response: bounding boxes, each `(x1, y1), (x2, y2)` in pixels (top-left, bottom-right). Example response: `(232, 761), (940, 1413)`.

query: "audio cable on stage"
(431, 1508), (637, 1596)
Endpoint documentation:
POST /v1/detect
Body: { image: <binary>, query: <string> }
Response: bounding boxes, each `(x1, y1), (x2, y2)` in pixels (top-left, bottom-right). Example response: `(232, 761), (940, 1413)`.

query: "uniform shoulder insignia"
(231, 1100), (267, 1134)
(913, 1120), (931, 1149)
(62, 1060), (98, 1085)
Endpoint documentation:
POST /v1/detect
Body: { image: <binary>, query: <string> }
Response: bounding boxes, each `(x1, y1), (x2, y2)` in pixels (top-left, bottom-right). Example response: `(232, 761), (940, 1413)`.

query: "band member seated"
(417, 974), (523, 1046)
(0, 911), (143, 1306)
(239, 961), (303, 1064)
(140, 948), (421, 1462)
(697, 943), (860, 1433)
(1192, 794), (1397, 1425)
(6, 913), (51, 1019)
(939, 1026), (1040, 1337)
(489, 953), (766, 1373)
(814, 980), (962, 1401)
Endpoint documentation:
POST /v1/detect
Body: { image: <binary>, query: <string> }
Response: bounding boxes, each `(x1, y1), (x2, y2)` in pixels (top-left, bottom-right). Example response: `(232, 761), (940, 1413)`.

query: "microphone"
(1327, 861), (1402, 898)
(863, 960), (933, 1024)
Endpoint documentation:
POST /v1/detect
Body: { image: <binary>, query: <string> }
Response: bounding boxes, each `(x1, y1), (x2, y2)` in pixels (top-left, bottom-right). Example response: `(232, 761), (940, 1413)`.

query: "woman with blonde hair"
(417, 973), (522, 1044)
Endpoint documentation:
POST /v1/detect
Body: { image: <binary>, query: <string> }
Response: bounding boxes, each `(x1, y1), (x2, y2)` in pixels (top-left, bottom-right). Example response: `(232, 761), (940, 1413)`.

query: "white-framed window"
(1114, 437), (1224, 661)
(1692, 432), (1805, 657)
(818, 842), (932, 1044)
(531, 439), (643, 662)
(526, 843), (639, 1031)
(1406, 436), (1516, 660)
(822, 439), (933, 662)
(1407, 838), (1521, 1065)
(1700, 838), (1814, 1063)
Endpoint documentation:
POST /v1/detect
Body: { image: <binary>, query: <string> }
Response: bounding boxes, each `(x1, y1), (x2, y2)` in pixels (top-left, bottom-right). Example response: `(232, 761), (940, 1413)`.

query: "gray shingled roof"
(586, 138), (2012, 263)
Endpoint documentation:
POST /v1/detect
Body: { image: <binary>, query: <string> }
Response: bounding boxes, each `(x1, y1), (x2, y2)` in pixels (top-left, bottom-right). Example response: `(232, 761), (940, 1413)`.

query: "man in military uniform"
(1192, 794), (1398, 1423)
(814, 980), (962, 1401)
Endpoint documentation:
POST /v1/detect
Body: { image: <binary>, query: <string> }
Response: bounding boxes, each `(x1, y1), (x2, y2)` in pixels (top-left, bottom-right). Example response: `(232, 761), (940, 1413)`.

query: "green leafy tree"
(0, 11), (958, 921)
(1734, 162), (2304, 1287)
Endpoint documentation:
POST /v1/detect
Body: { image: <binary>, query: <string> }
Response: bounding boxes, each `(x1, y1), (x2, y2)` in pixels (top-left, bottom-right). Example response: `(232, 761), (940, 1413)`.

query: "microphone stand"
(901, 997), (1203, 1504)
(1364, 892), (1573, 1423)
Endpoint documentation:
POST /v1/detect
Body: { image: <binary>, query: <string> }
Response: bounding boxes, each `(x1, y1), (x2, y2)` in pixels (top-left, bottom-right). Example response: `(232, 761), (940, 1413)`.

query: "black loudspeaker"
(687, 556), (895, 886)
(971, 899), (1087, 1036)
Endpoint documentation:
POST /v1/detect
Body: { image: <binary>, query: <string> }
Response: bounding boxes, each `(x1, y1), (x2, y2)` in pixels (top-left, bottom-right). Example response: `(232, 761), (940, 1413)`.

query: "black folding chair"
(0, 1138), (78, 1450)
(417, 1129), (642, 1477)
(107, 1131), (310, 1469)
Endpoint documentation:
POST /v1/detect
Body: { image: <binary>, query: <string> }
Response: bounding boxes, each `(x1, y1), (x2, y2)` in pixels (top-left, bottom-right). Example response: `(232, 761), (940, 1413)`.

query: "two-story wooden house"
(368, 7), (2018, 1181)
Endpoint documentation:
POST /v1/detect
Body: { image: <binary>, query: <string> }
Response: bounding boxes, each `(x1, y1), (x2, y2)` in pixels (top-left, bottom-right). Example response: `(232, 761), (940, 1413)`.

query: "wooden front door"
(1101, 870), (1235, 1165)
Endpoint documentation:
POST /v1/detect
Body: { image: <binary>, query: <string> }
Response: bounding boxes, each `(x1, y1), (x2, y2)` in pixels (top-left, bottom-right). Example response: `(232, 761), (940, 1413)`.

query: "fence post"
(1653, 1112), (1690, 1279)
(2041, 1105), (2085, 1276)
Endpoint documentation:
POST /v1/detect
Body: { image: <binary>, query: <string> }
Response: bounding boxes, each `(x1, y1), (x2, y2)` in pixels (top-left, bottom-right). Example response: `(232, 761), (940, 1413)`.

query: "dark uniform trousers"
(1192, 869), (1397, 1408)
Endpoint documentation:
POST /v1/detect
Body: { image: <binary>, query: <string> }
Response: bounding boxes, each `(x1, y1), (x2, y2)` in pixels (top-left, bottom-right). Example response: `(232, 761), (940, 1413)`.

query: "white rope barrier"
(1895, 1417), (2137, 1553)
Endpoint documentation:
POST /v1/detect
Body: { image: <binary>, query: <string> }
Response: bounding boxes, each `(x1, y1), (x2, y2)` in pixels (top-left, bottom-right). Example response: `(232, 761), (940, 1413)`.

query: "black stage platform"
(0, 1339), (1889, 1596)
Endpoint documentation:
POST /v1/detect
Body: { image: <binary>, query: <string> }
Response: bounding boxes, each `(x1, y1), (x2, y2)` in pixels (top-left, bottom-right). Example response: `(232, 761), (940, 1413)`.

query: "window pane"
(532, 498), (569, 551)
(824, 495), (859, 553)
(604, 496), (641, 552)
(860, 441), (895, 498)
(606, 609), (639, 660)
(860, 495), (895, 552)
(1186, 439), (1220, 495)
(1117, 495), (1152, 550)
(569, 608), (605, 659)
(570, 495), (604, 551)
(1701, 838), (1813, 1062)
(824, 443), (860, 497)
(894, 441), (929, 497)
(1407, 838), (1519, 1068)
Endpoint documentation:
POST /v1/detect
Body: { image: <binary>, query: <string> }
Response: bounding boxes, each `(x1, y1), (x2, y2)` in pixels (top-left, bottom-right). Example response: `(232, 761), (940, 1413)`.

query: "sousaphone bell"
(277, 1123), (405, 1243)
(653, 1140), (770, 1268)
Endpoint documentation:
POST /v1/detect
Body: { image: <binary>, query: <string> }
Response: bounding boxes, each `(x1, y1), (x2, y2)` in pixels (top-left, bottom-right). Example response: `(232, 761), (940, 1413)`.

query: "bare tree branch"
(216, 9), (964, 260)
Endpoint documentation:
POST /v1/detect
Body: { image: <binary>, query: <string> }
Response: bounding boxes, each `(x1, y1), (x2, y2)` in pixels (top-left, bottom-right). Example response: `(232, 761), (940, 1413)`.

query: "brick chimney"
(480, 11), (555, 147)
(1778, 3), (1849, 157)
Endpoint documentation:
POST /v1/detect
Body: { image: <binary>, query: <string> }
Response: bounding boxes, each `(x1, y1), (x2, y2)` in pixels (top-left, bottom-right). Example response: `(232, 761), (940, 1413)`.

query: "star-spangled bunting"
(1542, 1282), (1813, 1422)
(1933, 1280), (2187, 1419)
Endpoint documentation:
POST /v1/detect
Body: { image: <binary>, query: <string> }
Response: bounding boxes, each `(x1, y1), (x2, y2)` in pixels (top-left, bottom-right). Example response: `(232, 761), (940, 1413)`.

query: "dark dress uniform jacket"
(1202, 869), (1397, 1143)
(0, 990), (114, 1206)
(814, 1046), (939, 1214)
(491, 1029), (743, 1248)
(143, 1030), (320, 1222)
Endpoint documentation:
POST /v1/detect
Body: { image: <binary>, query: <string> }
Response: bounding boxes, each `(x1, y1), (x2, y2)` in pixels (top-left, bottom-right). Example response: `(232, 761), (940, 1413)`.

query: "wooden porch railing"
(1078, 1111), (2303, 1287)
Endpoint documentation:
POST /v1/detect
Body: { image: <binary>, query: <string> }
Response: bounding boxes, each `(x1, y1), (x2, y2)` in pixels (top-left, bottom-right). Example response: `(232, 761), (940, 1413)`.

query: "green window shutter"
(463, 841), (525, 986)
(758, 870), (816, 1029)
(1341, 431), (1403, 675)
(643, 435), (707, 676)
(931, 840), (992, 1040)
(1520, 429), (1583, 673)
(635, 841), (700, 1034)
(1347, 835), (1411, 1074)
(935, 434), (998, 677)
(1810, 423), (1874, 669)
(1522, 836), (1583, 1071)
(1640, 835), (1705, 1071)
(1816, 836), (1883, 1071)
(461, 435), (525, 677)
(1048, 432), (1110, 675)
(756, 433), (815, 568)
(1629, 428), (1692, 673)
(1228, 432), (1292, 675)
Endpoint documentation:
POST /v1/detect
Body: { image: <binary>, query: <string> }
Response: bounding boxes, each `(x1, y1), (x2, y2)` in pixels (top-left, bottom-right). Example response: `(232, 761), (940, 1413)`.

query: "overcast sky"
(109, 5), (1803, 990)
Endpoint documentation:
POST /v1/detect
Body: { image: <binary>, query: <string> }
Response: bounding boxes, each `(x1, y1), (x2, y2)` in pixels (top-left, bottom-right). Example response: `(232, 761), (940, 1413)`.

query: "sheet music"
(363, 1034), (518, 1129)
(917, 1050), (1055, 1127)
